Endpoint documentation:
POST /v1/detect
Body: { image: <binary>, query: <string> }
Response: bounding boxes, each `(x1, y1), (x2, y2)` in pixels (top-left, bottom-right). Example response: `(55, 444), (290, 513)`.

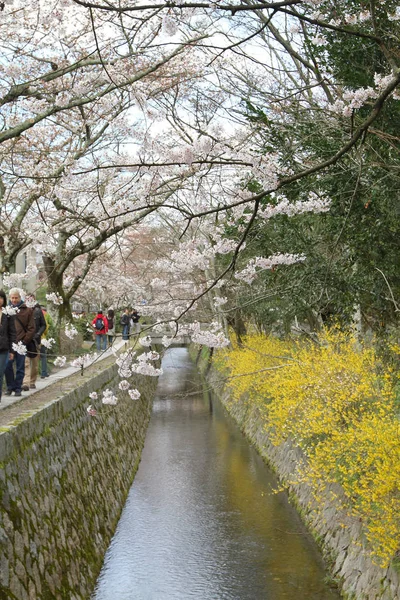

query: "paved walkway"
(0, 339), (128, 411)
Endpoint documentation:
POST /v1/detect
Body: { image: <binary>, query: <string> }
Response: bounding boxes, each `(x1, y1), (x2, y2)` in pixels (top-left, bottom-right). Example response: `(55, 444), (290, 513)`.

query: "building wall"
(14, 246), (40, 293)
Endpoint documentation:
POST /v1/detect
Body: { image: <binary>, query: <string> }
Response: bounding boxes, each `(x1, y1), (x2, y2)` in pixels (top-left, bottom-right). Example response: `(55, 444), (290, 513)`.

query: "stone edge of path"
(0, 340), (129, 428)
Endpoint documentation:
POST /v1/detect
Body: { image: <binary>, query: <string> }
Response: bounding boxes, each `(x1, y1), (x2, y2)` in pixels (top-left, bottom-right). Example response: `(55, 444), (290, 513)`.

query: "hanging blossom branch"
(0, 37), (206, 145)
(46, 292), (64, 306)
(160, 72), (400, 224)
(235, 253), (306, 284)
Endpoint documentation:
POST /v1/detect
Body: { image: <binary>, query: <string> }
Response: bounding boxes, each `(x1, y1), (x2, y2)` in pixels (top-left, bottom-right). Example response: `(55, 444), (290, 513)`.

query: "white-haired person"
(4, 288), (35, 397)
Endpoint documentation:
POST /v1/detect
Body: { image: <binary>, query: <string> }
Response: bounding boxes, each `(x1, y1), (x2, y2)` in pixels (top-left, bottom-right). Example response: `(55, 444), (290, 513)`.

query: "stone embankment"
(203, 359), (400, 600)
(0, 358), (157, 599)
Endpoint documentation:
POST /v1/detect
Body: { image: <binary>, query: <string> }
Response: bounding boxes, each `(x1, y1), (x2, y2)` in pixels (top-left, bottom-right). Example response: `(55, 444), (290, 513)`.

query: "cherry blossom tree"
(1, 0), (399, 339)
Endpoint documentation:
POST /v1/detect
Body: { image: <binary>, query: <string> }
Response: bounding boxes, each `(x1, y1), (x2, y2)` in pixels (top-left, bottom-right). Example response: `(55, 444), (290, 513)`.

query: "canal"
(93, 348), (340, 600)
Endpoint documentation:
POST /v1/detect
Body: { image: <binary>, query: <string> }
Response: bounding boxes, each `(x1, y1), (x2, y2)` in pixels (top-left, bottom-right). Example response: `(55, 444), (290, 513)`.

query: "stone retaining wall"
(0, 363), (157, 599)
(204, 360), (400, 600)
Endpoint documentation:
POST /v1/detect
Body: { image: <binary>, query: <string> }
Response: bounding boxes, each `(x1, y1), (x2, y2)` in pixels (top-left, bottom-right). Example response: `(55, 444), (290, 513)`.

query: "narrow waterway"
(93, 348), (340, 600)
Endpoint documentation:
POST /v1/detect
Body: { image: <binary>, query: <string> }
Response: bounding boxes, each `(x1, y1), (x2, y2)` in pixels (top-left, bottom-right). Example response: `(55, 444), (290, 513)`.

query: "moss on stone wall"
(0, 364), (158, 600)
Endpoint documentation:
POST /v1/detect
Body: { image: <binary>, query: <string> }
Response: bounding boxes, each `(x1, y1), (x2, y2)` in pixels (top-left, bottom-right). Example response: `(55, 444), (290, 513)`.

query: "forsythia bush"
(216, 329), (400, 566)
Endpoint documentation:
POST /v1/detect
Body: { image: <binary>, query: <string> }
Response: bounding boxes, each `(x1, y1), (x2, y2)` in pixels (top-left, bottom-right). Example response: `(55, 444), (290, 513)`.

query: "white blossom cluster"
(41, 337), (55, 349)
(2, 306), (19, 316)
(165, 237), (243, 277)
(70, 353), (96, 368)
(2, 265), (39, 289)
(392, 7), (400, 20)
(169, 241), (211, 273)
(161, 335), (172, 348)
(119, 379), (131, 391)
(189, 321), (230, 348)
(102, 389), (118, 405)
(131, 362), (163, 376)
(258, 194), (331, 220)
(129, 351), (162, 377)
(119, 379), (142, 397)
(116, 349), (137, 379)
(331, 72), (398, 117)
(248, 152), (281, 190)
(24, 296), (37, 308)
(46, 292), (64, 305)
(54, 356), (67, 367)
(65, 323), (79, 339)
(311, 35), (328, 47)
(140, 351), (160, 362)
(235, 253), (306, 284)
(12, 341), (27, 355)
(139, 336), (152, 347)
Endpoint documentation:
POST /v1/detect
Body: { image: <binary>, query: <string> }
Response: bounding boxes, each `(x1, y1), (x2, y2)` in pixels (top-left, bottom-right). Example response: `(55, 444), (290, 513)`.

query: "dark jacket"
(0, 312), (16, 353)
(120, 313), (130, 326)
(13, 303), (35, 344)
(130, 310), (140, 323)
(33, 303), (46, 343)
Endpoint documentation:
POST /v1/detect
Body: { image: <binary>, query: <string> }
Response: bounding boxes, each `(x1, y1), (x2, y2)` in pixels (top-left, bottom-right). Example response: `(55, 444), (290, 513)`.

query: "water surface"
(94, 348), (340, 600)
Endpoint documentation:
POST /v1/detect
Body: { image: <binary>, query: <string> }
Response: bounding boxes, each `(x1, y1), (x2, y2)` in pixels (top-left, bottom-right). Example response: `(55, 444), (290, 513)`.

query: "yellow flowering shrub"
(265, 330), (394, 448)
(215, 334), (292, 402)
(216, 328), (399, 566)
(308, 415), (400, 563)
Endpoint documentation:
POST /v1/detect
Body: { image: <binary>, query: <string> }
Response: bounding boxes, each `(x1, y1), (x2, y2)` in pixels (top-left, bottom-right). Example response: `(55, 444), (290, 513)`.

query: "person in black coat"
(130, 308), (141, 335)
(0, 289), (16, 401)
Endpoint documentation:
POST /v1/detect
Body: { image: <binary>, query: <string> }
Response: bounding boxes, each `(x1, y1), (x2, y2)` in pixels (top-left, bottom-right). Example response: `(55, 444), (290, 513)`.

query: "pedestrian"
(130, 308), (141, 335)
(0, 290), (16, 402)
(5, 288), (35, 397)
(40, 306), (53, 379)
(106, 309), (115, 347)
(91, 310), (108, 352)
(22, 293), (46, 391)
(120, 307), (131, 341)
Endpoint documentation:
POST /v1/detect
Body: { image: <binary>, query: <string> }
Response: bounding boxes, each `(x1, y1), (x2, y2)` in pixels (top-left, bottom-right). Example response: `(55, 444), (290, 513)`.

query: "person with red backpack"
(91, 310), (108, 352)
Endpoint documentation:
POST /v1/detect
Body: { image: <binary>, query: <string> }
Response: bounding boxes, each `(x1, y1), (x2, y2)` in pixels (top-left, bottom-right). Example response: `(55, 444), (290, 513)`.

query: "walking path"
(0, 339), (127, 411)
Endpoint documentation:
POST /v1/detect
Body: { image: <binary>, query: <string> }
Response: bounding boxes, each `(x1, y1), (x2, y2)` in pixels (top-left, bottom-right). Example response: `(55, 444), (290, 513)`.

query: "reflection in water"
(94, 348), (340, 600)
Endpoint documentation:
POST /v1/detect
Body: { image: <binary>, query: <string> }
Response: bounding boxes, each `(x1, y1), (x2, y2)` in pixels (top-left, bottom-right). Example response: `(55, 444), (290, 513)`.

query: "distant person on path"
(40, 306), (53, 379)
(107, 309), (115, 347)
(0, 290), (16, 402)
(5, 288), (35, 397)
(22, 293), (46, 391)
(91, 310), (108, 352)
(130, 308), (141, 335)
(120, 307), (130, 341)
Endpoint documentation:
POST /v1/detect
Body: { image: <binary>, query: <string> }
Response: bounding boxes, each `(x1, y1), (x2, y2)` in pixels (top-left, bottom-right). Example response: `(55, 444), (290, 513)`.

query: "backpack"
(108, 316), (114, 329)
(95, 317), (104, 331)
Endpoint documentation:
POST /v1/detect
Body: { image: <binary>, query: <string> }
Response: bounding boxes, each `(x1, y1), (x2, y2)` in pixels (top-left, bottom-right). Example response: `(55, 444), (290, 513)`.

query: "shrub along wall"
(0, 362), (157, 600)
(196, 346), (400, 600)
